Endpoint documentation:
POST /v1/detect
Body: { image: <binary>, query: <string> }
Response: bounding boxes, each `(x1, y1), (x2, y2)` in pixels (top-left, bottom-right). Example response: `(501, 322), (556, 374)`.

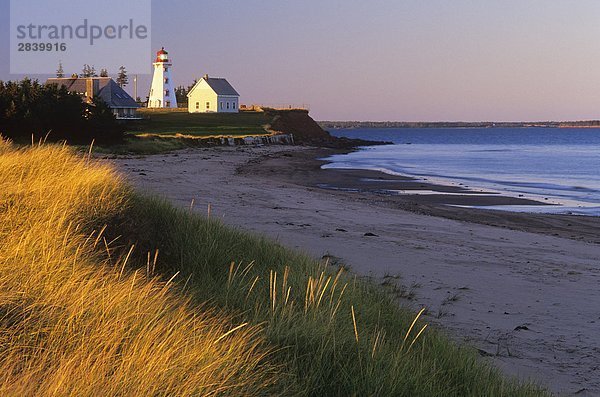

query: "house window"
(166, 101), (171, 107)
(220, 102), (224, 110)
(164, 78), (169, 84)
(196, 102), (200, 109)
(227, 102), (230, 109)
(165, 90), (170, 97)
(233, 102), (236, 109)
(206, 102), (210, 109)
(164, 67), (169, 72)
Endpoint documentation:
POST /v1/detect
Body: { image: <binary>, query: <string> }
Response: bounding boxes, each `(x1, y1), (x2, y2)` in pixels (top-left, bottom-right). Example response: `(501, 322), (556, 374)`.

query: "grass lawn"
(128, 108), (272, 137)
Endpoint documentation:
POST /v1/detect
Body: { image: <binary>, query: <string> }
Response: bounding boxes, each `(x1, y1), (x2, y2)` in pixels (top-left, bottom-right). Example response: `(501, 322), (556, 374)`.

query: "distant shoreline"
(319, 121), (600, 129)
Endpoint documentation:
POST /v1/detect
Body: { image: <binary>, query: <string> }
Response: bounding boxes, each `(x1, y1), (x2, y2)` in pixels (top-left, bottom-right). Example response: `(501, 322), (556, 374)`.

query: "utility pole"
(134, 75), (138, 101)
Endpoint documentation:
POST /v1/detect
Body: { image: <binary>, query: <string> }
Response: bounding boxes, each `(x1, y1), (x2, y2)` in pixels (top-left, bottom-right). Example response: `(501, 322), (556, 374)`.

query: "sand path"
(111, 146), (600, 396)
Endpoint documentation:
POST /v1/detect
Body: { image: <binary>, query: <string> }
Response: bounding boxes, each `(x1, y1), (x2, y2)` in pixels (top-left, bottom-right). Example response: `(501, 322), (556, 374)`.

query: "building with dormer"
(187, 74), (240, 113)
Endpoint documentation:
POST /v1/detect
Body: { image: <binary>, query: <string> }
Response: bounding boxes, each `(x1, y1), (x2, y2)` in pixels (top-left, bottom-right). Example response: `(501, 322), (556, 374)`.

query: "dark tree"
(86, 96), (125, 142)
(175, 80), (198, 107)
(117, 66), (128, 88)
(0, 78), (124, 144)
(81, 64), (97, 78)
(175, 85), (188, 106)
(56, 61), (64, 78)
(99, 68), (109, 77)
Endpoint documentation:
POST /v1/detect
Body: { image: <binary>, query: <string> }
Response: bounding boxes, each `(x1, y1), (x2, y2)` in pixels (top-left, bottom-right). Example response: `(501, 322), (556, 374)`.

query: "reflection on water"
(326, 128), (600, 216)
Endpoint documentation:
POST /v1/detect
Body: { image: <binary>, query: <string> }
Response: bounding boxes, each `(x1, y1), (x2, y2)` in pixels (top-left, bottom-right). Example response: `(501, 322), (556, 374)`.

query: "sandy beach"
(110, 145), (600, 396)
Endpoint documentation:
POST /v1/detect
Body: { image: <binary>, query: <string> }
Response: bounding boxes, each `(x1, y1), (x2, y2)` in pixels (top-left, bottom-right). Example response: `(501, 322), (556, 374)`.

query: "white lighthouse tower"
(148, 47), (177, 108)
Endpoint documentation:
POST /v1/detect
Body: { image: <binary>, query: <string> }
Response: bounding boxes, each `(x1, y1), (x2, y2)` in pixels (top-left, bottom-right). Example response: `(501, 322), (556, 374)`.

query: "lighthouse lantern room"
(148, 47), (177, 108)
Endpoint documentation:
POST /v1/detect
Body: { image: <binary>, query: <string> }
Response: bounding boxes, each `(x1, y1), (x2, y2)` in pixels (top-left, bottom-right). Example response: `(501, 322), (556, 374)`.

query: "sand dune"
(111, 146), (600, 396)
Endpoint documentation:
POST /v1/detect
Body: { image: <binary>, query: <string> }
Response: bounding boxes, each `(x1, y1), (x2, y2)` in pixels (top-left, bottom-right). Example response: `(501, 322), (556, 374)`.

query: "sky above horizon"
(1, 0), (600, 121)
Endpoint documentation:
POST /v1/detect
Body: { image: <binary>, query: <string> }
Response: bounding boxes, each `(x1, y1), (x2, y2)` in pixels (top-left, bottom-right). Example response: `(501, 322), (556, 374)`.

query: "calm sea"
(325, 128), (600, 216)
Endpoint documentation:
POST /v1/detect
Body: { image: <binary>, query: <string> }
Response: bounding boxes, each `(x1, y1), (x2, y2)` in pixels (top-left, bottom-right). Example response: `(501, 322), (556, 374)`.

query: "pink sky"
(2, 0), (600, 121)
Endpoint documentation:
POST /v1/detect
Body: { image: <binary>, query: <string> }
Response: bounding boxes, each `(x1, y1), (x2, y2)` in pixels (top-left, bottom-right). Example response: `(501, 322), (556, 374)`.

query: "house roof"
(46, 77), (139, 109)
(46, 77), (88, 95)
(155, 47), (170, 62)
(188, 76), (239, 97)
(97, 79), (139, 108)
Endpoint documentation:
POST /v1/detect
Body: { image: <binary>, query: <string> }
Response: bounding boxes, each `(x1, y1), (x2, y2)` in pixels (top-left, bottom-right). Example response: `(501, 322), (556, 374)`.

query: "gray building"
(46, 77), (140, 120)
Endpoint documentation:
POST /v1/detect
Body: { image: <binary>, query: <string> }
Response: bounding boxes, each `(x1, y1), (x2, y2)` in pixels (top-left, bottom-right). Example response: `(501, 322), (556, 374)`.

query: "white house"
(187, 74), (239, 113)
(148, 47), (177, 108)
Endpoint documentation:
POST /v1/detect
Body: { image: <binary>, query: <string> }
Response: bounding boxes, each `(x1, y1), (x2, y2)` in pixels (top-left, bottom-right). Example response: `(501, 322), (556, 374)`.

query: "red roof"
(155, 47), (170, 62)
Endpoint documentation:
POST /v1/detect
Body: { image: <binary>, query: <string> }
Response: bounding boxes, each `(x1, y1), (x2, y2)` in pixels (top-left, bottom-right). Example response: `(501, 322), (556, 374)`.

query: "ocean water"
(325, 128), (600, 216)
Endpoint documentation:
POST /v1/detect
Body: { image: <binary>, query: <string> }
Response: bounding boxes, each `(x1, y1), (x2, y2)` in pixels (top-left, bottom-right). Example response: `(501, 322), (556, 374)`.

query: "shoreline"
(240, 146), (600, 244)
(111, 145), (600, 395)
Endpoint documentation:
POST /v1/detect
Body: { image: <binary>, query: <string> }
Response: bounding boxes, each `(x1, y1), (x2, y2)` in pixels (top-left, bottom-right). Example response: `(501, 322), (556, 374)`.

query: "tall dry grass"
(0, 140), (278, 396)
(0, 139), (548, 396)
(124, 184), (550, 396)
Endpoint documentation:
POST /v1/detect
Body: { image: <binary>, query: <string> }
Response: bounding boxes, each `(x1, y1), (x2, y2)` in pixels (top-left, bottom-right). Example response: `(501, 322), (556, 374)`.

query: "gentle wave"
(326, 128), (600, 215)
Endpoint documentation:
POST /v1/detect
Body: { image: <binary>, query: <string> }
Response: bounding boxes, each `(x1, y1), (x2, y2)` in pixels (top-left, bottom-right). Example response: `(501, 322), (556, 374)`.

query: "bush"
(0, 78), (124, 144)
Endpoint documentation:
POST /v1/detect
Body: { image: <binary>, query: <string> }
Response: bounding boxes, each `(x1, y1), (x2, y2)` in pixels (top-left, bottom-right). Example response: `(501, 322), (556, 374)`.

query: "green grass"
(128, 108), (271, 136)
(103, 109), (275, 154)
(92, 135), (189, 155)
(113, 194), (549, 396)
(1, 141), (549, 395)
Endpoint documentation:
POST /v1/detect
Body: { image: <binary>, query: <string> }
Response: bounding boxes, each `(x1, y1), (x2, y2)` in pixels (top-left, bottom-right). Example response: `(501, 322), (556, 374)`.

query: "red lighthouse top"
(156, 47), (169, 62)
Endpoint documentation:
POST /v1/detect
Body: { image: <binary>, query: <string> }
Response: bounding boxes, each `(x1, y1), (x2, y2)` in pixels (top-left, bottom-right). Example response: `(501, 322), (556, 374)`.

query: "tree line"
(57, 61), (129, 87)
(174, 79), (197, 107)
(0, 79), (123, 144)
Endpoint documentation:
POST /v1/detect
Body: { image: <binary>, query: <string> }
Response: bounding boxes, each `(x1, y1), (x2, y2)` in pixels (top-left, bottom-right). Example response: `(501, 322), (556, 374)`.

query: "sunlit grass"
(0, 139), (549, 396)
(0, 140), (278, 396)
(120, 183), (550, 396)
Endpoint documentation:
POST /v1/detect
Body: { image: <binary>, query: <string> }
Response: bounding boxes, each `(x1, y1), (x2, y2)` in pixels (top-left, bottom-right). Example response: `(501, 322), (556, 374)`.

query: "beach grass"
(0, 140), (279, 395)
(0, 139), (549, 396)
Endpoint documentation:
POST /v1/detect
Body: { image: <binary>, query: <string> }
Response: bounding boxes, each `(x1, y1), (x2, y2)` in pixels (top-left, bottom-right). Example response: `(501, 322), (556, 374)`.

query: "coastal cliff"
(265, 109), (385, 148)
(129, 108), (383, 149)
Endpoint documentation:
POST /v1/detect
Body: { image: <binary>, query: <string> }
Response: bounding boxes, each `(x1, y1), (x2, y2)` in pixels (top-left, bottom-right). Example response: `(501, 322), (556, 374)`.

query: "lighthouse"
(148, 47), (177, 108)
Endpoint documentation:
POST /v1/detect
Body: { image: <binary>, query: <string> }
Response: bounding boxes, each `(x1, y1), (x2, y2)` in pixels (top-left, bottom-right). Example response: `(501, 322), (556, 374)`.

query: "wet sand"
(110, 145), (600, 395)
(243, 147), (600, 244)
